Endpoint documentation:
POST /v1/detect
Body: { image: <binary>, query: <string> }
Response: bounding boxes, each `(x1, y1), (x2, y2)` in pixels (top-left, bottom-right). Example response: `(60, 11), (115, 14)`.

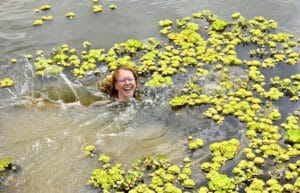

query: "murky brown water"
(0, 0), (300, 193)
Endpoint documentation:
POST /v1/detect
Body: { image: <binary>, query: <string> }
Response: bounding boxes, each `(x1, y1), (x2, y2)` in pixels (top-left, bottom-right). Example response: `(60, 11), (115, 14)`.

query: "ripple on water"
(149, 0), (188, 14)
(0, 32), (26, 40)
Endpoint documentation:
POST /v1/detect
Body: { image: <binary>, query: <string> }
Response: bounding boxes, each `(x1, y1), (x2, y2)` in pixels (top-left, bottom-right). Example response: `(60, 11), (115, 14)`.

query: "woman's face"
(114, 69), (137, 101)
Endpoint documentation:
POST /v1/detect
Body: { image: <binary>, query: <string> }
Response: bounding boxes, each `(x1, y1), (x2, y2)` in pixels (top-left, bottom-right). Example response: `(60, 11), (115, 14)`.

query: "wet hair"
(98, 66), (138, 98)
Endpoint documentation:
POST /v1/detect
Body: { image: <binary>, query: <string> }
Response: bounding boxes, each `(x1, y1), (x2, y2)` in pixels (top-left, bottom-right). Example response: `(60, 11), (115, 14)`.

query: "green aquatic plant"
(209, 138), (240, 160)
(169, 95), (189, 108)
(41, 15), (53, 21)
(167, 165), (180, 175)
(124, 39), (144, 51)
(0, 78), (14, 88)
(245, 178), (265, 192)
(88, 153), (201, 192)
(253, 157), (265, 165)
(98, 154), (111, 163)
(40, 4), (51, 11)
(188, 137), (204, 150)
(84, 145), (96, 157)
(270, 74), (300, 101)
(10, 58), (17, 63)
(159, 19), (173, 27)
(281, 111), (299, 131)
(0, 156), (15, 187)
(203, 107), (225, 125)
(182, 178), (195, 189)
(0, 157), (12, 173)
(231, 12), (241, 20)
(112, 39), (144, 56)
(129, 184), (155, 193)
(262, 87), (284, 100)
(285, 129), (300, 144)
(146, 73), (173, 88)
(109, 4), (117, 10)
(93, 5), (103, 13)
(211, 19), (228, 31)
(200, 138), (241, 177)
(82, 41), (91, 48)
(233, 160), (262, 184)
(33, 19), (43, 26)
(65, 11), (76, 19)
(88, 164), (126, 190)
(295, 177), (300, 189)
(208, 172), (235, 192)
(176, 17), (191, 28)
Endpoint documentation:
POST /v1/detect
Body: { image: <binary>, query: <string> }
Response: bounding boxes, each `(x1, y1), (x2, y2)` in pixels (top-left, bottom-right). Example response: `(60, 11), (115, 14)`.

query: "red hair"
(98, 66), (138, 98)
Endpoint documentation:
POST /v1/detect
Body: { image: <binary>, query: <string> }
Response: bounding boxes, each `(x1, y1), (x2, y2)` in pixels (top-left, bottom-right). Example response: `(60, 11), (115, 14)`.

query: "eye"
(118, 77), (134, 83)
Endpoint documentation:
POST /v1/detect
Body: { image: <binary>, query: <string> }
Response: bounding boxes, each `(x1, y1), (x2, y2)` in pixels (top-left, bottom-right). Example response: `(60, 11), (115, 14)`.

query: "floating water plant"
(0, 156), (14, 186)
(84, 145), (96, 157)
(82, 41), (91, 48)
(109, 4), (117, 10)
(41, 15), (53, 21)
(10, 58), (17, 63)
(188, 137), (204, 150)
(98, 154), (111, 163)
(208, 172), (235, 192)
(88, 153), (199, 192)
(33, 19), (43, 26)
(286, 129), (300, 144)
(40, 5), (51, 11)
(65, 11), (75, 19)
(93, 5), (103, 13)
(159, 19), (173, 27)
(0, 157), (12, 173)
(182, 178), (195, 189)
(211, 19), (228, 31)
(210, 138), (240, 160)
(124, 39), (144, 52)
(0, 78), (14, 88)
(146, 73), (173, 88)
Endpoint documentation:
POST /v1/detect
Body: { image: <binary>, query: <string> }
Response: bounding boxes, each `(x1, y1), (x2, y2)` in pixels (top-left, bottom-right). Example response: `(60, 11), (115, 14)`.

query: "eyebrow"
(118, 77), (134, 79)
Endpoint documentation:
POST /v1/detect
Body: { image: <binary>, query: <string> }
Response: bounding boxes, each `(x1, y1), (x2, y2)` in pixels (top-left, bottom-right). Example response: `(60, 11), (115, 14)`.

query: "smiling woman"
(98, 66), (138, 102)
(113, 66), (138, 101)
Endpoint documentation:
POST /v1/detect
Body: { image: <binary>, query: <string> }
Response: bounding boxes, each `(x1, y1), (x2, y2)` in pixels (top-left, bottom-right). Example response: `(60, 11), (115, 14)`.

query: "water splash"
(57, 73), (80, 102)
(22, 57), (35, 97)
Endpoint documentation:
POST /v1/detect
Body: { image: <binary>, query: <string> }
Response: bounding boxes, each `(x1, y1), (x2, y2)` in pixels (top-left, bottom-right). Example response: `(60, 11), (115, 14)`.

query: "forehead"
(117, 69), (134, 78)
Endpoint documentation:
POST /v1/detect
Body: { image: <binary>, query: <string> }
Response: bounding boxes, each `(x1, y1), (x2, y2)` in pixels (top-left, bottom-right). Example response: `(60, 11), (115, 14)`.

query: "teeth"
(124, 87), (132, 91)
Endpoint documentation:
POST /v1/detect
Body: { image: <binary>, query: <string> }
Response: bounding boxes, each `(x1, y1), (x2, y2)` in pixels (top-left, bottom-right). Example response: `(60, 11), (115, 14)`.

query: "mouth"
(123, 86), (133, 92)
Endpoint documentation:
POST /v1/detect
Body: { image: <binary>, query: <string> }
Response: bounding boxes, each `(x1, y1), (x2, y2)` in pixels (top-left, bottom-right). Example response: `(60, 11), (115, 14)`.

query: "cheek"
(133, 81), (137, 88)
(115, 83), (121, 90)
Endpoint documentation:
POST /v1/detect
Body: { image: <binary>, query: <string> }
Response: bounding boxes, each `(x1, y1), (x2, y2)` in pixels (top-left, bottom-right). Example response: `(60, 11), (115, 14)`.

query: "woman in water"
(107, 65), (138, 101)
(90, 66), (138, 106)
